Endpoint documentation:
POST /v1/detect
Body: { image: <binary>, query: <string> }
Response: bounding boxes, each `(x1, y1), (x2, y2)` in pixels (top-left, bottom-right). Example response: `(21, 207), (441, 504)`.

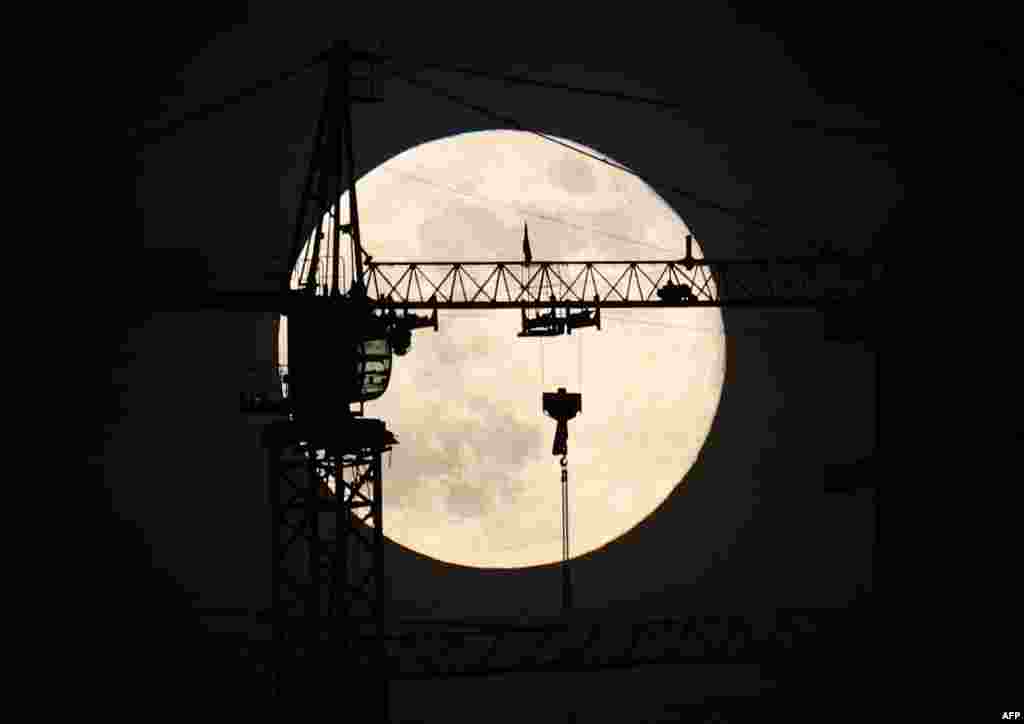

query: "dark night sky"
(109, 7), (992, 716)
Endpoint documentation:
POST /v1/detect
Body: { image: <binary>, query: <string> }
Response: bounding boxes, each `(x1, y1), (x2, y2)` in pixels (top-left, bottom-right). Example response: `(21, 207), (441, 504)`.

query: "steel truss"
(362, 257), (878, 308)
(262, 417), (395, 697)
(202, 256), (879, 312)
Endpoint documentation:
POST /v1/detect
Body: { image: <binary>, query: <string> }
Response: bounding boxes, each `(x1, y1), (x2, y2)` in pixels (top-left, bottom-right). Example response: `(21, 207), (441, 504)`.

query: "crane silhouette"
(210, 41), (883, 703)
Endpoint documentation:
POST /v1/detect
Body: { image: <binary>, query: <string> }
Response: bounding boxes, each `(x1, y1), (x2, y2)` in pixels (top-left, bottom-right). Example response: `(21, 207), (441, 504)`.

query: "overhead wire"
(442, 311), (725, 335)
(578, 331), (583, 400)
(377, 56), (688, 112)
(387, 68), (770, 231)
(374, 165), (682, 255)
(136, 40), (871, 262)
(135, 47), (685, 147)
(137, 40), (877, 156)
(600, 314), (724, 334)
(144, 44), (853, 320)
(135, 48), (690, 150)
(134, 48), (331, 146)
(443, 311), (823, 342)
(386, 56), (893, 148)
(134, 44), (803, 269)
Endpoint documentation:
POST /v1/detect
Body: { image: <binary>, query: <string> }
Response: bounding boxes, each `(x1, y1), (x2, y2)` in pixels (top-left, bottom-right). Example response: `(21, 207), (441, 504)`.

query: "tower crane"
(205, 41), (882, 700)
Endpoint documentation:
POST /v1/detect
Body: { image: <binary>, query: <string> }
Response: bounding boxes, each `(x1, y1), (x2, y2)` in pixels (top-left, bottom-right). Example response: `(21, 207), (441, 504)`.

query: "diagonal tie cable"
(388, 67), (769, 231)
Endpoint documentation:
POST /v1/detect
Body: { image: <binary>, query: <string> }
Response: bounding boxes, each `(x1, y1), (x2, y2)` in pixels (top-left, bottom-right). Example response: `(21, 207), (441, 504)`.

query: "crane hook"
(560, 454), (568, 468)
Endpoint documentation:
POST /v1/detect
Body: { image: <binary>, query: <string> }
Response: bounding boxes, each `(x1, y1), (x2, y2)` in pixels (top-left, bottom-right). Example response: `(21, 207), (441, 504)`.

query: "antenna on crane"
(517, 225), (600, 338)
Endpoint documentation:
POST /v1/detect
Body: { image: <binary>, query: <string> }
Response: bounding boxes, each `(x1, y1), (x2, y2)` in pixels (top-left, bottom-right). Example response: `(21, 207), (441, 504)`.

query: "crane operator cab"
(287, 306), (394, 420)
(285, 296), (438, 420)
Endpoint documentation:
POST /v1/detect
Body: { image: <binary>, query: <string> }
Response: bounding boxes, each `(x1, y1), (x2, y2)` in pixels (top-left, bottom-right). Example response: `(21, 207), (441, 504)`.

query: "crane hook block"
(543, 387), (581, 457)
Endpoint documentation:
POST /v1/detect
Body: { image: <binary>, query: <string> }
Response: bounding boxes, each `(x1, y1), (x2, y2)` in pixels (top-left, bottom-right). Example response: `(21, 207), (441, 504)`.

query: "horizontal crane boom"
(197, 257), (879, 312)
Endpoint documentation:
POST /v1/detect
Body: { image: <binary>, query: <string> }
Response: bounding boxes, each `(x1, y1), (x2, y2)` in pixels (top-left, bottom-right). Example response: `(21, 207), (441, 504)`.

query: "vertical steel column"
(339, 41), (365, 291)
(372, 449), (390, 723)
(287, 90), (329, 285)
(306, 446), (321, 658)
(372, 450), (385, 614)
(332, 454), (349, 647)
(330, 51), (342, 296)
(268, 444), (284, 697)
(561, 456), (573, 613)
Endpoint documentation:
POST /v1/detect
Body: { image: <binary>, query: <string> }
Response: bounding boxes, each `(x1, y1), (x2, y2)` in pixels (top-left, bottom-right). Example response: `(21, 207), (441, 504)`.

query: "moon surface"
(285, 129), (725, 569)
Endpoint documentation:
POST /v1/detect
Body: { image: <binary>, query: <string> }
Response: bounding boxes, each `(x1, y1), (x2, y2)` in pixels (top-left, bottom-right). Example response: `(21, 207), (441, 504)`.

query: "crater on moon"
(417, 202), (512, 259)
(446, 481), (490, 519)
(548, 156), (598, 194)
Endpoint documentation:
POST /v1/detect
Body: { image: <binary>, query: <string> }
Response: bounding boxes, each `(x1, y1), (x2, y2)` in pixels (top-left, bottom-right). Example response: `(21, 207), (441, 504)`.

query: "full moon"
(283, 129), (725, 569)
